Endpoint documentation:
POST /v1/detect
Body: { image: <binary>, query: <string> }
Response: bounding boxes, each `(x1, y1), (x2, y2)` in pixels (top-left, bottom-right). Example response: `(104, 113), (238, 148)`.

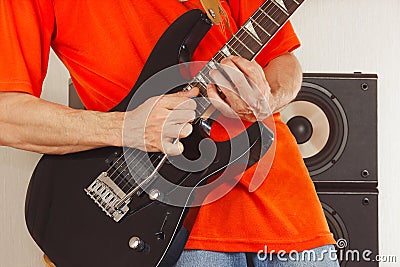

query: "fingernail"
(178, 142), (184, 153)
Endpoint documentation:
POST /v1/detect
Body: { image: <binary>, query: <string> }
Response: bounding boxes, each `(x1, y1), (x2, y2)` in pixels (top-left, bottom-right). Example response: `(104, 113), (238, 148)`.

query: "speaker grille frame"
(282, 73), (378, 185)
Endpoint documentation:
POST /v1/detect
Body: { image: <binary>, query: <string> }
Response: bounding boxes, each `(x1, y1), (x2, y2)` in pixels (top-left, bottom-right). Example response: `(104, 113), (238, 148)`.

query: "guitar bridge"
(85, 172), (130, 222)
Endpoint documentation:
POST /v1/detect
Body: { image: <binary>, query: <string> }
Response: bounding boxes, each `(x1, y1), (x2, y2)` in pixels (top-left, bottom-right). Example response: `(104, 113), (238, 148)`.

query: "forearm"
(0, 92), (123, 154)
(263, 52), (302, 113)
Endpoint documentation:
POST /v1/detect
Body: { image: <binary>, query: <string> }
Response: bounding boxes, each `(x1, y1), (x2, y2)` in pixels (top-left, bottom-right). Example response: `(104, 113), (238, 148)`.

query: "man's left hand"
(207, 56), (272, 122)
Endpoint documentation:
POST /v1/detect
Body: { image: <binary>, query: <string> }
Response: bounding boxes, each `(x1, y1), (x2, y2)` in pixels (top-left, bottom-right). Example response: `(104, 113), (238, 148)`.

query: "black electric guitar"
(25, 1), (304, 266)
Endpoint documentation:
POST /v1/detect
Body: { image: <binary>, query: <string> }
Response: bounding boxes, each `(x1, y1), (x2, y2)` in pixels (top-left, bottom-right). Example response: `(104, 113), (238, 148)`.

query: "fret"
(234, 27), (264, 58)
(220, 45), (231, 57)
(194, 96), (211, 116)
(251, 8), (275, 41)
(226, 42), (239, 56)
(287, 0), (305, 13)
(262, 5), (288, 26)
(259, 7), (280, 27)
(243, 19), (268, 44)
(191, 80), (207, 93)
(232, 33), (255, 55)
(225, 43), (239, 56)
(271, 0), (289, 16)
(241, 26), (263, 46)
(195, 72), (211, 84)
(201, 64), (213, 78)
(203, 69), (213, 81)
(183, 84), (193, 91)
(195, 102), (208, 115)
(207, 59), (218, 70)
(273, 0), (300, 14)
(213, 52), (226, 62)
(249, 17), (271, 37)
(195, 97), (211, 109)
(227, 37), (253, 60)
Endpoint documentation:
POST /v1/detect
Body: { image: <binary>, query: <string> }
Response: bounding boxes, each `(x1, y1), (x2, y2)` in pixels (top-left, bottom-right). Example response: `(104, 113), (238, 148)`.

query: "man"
(0, 0), (338, 266)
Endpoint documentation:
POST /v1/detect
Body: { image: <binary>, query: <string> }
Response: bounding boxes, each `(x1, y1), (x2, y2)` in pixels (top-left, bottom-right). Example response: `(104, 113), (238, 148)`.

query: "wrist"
(106, 111), (125, 147)
(88, 110), (125, 148)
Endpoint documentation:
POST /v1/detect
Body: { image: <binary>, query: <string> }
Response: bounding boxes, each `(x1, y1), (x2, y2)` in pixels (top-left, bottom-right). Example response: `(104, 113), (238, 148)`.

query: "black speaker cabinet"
(318, 189), (378, 266)
(281, 73), (377, 186)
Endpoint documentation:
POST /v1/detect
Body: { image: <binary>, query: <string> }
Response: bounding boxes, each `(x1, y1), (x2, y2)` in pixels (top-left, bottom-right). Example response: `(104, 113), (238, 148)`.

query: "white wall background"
(0, 0), (399, 266)
(0, 52), (69, 267)
(291, 0), (400, 261)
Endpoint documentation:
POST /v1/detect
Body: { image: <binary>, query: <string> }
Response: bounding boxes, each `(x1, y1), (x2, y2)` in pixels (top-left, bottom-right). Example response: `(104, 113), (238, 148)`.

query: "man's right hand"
(123, 88), (199, 156)
(0, 88), (198, 155)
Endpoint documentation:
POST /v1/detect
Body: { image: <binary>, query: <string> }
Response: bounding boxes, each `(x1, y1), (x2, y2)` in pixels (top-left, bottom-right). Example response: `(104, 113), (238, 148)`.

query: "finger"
(226, 56), (265, 81)
(206, 84), (238, 118)
(163, 122), (193, 139)
(175, 87), (199, 98)
(159, 87), (199, 110)
(209, 69), (255, 114)
(219, 59), (261, 106)
(167, 109), (196, 124)
(228, 56), (267, 93)
(209, 69), (243, 105)
(219, 57), (254, 93)
(178, 123), (193, 138)
(215, 62), (261, 109)
(162, 139), (184, 156)
(161, 96), (197, 110)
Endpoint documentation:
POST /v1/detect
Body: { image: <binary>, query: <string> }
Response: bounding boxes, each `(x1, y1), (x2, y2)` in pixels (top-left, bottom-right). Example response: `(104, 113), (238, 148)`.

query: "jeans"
(174, 245), (339, 267)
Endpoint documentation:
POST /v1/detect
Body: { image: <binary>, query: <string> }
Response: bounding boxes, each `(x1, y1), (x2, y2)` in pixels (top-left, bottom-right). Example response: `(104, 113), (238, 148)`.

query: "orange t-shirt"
(0, 0), (335, 253)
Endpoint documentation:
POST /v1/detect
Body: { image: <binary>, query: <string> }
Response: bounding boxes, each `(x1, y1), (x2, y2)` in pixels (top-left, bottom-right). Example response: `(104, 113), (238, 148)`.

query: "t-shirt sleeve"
(0, 0), (55, 97)
(255, 21), (300, 67)
(227, 0), (301, 67)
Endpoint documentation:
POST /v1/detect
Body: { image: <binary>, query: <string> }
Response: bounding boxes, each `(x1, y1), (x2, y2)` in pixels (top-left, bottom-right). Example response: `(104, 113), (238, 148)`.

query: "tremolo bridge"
(85, 172), (130, 222)
(85, 149), (168, 222)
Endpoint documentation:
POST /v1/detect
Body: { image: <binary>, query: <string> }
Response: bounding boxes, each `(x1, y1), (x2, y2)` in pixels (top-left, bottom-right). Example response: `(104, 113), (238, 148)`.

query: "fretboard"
(187, 0), (305, 116)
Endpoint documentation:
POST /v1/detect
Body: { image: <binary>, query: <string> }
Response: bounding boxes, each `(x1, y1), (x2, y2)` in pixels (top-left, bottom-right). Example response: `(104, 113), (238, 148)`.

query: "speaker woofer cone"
(281, 82), (348, 176)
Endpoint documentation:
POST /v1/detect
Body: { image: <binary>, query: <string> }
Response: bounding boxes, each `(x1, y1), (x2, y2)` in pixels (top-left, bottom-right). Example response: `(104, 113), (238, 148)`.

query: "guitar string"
(112, 1), (289, 195)
(96, 1), (297, 213)
(105, 1), (293, 197)
(110, 2), (289, 196)
(111, 3), (279, 193)
(113, 6), (293, 197)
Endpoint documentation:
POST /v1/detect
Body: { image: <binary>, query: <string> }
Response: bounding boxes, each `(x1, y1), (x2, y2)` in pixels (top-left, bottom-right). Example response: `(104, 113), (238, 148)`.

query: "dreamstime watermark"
(257, 239), (397, 263)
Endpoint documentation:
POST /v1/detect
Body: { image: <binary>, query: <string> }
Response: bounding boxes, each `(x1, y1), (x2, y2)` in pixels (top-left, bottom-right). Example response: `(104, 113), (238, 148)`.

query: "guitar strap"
(200, 0), (233, 34)
(199, 0), (222, 24)
(43, 255), (56, 267)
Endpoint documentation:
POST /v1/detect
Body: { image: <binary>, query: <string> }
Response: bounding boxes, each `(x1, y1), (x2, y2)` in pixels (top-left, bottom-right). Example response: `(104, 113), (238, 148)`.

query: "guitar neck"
(187, 0), (305, 116)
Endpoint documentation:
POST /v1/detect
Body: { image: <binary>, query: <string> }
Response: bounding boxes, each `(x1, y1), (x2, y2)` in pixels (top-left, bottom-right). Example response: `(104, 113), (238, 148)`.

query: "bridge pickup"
(109, 158), (138, 193)
(85, 172), (130, 222)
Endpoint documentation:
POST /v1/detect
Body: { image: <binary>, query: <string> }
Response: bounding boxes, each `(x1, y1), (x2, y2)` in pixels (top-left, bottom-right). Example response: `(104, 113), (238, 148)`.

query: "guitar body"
(25, 9), (274, 267)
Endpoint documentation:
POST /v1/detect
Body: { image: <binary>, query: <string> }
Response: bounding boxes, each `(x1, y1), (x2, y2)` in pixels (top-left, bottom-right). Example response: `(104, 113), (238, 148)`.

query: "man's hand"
(207, 56), (272, 122)
(0, 88), (198, 155)
(124, 88), (199, 156)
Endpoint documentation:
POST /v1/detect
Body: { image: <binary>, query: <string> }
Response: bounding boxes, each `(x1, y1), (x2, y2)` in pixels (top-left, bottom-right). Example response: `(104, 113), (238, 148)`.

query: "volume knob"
(129, 237), (145, 252)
